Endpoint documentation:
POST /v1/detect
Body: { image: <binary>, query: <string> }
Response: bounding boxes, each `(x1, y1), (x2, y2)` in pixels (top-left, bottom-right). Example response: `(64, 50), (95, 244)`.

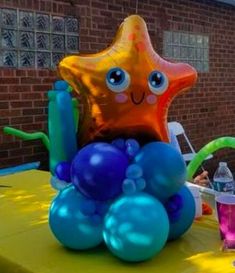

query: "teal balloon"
(103, 192), (169, 262)
(167, 185), (195, 241)
(49, 185), (103, 250)
(134, 142), (186, 201)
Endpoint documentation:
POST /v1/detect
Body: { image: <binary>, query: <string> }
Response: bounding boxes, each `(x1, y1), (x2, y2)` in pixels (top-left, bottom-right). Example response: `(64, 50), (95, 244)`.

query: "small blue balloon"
(166, 185), (195, 241)
(126, 164), (143, 179)
(135, 178), (146, 191)
(111, 138), (126, 151)
(49, 185), (103, 250)
(103, 192), (169, 262)
(50, 176), (70, 191)
(54, 80), (69, 90)
(125, 139), (140, 157)
(55, 161), (71, 182)
(71, 142), (129, 201)
(122, 178), (136, 195)
(134, 142), (186, 201)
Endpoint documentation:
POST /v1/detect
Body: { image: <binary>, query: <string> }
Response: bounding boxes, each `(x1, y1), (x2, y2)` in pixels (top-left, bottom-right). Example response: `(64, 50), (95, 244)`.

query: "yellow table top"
(0, 170), (234, 273)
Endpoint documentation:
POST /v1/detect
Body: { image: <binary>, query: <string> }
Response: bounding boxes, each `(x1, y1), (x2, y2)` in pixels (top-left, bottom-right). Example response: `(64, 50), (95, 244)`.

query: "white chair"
(168, 121), (213, 162)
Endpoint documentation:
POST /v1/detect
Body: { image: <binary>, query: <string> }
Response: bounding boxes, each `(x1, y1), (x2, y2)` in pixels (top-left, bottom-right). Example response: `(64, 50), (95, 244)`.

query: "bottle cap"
(219, 162), (227, 167)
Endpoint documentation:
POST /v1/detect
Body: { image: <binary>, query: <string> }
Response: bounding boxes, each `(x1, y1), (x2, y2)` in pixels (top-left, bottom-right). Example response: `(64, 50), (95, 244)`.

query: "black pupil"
(110, 70), (122, 84)
(152, 73), (162, 86)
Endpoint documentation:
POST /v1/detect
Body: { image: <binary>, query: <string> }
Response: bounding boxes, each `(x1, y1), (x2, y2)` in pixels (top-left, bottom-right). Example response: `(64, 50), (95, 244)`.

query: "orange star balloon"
(59, 15), (197, 146)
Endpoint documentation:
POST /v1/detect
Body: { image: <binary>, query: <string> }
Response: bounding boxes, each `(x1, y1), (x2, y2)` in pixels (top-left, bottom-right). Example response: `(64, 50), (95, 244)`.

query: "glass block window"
(163, 31), (209, 72)
(0, 8), (79, 69)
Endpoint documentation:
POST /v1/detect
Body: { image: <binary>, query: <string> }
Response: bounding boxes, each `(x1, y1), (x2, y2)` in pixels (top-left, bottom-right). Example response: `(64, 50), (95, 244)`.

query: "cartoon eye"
(148, 71), (169, 95)
(106, 67), (130, 93)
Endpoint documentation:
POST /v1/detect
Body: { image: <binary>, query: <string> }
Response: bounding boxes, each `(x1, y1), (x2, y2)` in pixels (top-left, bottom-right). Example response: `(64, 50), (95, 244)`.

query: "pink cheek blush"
(115, 93), (128, 103)
(146, 94), (157, 104)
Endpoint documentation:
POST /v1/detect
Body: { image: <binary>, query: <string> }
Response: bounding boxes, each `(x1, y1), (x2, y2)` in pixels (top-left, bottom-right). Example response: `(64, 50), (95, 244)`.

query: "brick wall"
(0, 0), (235, 177)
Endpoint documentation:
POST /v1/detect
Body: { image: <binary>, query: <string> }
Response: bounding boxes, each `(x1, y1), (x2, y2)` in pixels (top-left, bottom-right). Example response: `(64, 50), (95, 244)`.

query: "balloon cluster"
(49, 140), (195, 262)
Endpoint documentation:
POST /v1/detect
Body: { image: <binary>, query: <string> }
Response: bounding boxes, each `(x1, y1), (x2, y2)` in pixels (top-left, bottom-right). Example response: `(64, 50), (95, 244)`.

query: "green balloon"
(187, 137), (235, 180)
(3, 126), (50, 150)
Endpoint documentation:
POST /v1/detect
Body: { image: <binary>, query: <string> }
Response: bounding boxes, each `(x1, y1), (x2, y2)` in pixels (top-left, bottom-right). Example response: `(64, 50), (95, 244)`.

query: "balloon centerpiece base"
(50, 139), (196, 262)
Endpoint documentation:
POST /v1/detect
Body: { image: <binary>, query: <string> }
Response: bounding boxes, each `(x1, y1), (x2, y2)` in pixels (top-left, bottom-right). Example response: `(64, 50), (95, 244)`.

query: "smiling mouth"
(130, 92), (145, 105)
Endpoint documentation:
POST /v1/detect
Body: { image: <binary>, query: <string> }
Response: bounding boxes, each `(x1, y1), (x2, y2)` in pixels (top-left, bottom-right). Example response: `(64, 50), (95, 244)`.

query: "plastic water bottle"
(213, 162), (234, 194)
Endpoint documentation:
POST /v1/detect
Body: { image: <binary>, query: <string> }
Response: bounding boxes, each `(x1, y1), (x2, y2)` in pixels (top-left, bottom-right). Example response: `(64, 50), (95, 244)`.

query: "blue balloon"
(49, 185), (103, 250)
(122, 178), (136, 195)
(126, 164), (143, 179)
(166, 185), (195, 241)
(134, 142), (186, 201)
(111, 138), (126, 151)
(50, 175), (70, 191)
(125, 139), (140, 158)
(164, 193), (183, 223)
(55, 161), (71, 182)
(54, 80), (69, 90)
(103, 192), (169, 262)
(71, 142), (129, 201)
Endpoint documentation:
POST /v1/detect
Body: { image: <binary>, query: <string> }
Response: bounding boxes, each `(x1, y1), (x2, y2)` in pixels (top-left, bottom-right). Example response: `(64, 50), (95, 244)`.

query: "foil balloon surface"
(59, 15), (197, 146)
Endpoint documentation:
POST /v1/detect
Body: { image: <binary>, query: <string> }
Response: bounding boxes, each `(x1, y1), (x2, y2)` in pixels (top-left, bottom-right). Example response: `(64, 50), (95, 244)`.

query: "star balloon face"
(59, 15), (197, 146)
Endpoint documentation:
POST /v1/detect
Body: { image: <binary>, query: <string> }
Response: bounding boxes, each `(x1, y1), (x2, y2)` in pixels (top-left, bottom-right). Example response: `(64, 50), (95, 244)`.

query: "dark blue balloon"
(111, 138), (126, 151)
(55, 161), (71, 182)
(71, 142), (129, 201)
(166, 185), (195, 241)
(164, 194), (183, 223)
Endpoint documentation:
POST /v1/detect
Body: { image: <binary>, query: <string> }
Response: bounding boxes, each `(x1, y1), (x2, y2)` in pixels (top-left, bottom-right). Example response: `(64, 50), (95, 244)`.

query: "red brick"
(0, 78), (19, 84)
(0, 92), (20, 100)
(11, 117), (33, 125)
(23, 108), (44, 115)
(0, 101), (9, 109)
(21, 123), (44, 131)
(2, 69), (16, 77)
(21, 77), (41, 84)
(0, 150), (9, 158)
(9, 147), (33, 157)
(32, 84), (52, 92)
(0, 133), (16, 143)
(16, 70), (27, 77)
(0, 157), (23, 167)
(27, 70), (38, 77)
(11, 101), (33, 108)
(24, 153), (48, 162)
(0, 142), (20, 150)
(21, 140), (40, 147)
(9, 85), (31, 92)
(34, 115), (47, 122)
(0, 110), (21, 117)
(38, 70), (49, 77)
(30, 0), (39, 9)
(21, 93), (42, 100)
(0, 118), (10, 126)
(48, 70), (57, 77)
